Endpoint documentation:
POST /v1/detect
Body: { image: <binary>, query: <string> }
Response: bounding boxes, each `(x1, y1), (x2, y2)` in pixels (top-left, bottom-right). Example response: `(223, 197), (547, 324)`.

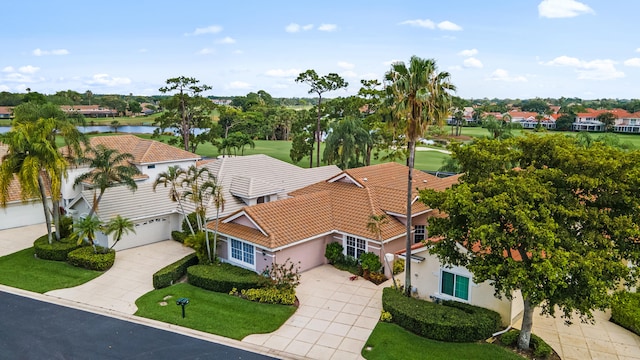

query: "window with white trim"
(230, 239), (254, 266)
(345, 236), (366, 258)
(414, 225), (425, 243)
(441, 270), (470, 301)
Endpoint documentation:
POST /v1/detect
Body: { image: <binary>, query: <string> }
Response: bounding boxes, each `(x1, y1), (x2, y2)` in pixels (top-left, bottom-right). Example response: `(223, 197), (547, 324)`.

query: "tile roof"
(211, 162), (460, 250)
(229, 175), (284, 198)
(0, 143), (50, 203)
(87, 135), (200, 164)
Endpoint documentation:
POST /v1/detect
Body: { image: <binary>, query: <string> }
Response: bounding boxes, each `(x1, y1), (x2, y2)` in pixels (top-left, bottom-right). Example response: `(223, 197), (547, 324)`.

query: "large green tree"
(74, 145), (140, 218)
(295, 70), (348, 168)
(323, 117), (371, 169)
(156, 76), (213, 153)
(385, 56), (455, 296)
(420, 134), (640, 351)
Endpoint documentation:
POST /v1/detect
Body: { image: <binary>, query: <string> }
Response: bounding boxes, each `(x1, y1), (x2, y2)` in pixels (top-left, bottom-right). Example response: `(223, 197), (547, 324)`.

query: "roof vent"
(363, 177), (368, 181)
(423, 179), (428, 183)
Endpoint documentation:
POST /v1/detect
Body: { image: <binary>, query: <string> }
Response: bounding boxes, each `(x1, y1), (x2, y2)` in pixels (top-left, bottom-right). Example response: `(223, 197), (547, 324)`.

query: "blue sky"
(2, 0), (639, 100)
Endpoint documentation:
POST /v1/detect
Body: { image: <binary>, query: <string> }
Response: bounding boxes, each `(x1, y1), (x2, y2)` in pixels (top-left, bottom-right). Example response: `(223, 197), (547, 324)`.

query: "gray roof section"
(198, 154), (342, 218)
(229, 175), (284, 199)
(75, 183), (178, 221)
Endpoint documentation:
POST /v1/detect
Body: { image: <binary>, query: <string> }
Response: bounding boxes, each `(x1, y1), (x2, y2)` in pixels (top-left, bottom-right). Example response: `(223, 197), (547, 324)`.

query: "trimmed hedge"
(171, 230), (187, 243)
(67, 246), (115, 271)
(188, 262), (268, 293)
(611, 291), (640, 336)
(382, 287), (501, 342)
(33, 234), (81, 261)
(152, 253), (198, 289)
(500, 329), (553, 358)
(239, 287), (297, 305)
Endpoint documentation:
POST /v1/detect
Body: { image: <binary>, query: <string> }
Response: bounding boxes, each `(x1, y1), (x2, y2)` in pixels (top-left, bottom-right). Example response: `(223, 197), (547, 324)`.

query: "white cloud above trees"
(538, 0), (595, 18)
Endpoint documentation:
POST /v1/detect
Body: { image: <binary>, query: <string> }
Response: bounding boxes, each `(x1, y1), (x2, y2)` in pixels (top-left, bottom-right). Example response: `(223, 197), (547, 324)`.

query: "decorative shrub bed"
(67, 246), (115, 271)
(188, 263), (268, 293)
(152, 253), (198, 289)
(33, 234), (81, 261)
(611, 291), (640, 336)
(233, 287), (297, 305)
(171, 230), (186, 243)
(382, 287), (501, 342)
(500, 329), (553, 359)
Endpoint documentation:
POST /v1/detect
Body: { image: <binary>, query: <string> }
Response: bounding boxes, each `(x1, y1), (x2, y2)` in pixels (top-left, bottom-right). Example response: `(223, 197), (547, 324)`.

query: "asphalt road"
(0, 291), (277, 360)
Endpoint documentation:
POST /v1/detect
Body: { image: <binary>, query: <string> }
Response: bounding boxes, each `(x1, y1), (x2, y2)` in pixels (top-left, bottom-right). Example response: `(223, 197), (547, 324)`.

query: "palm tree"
(0, 118), (68, 244)
(367, 214), (396, 287)
(74, 145), (140, 218)
(71, 215), (102, 252)
(323, 117), (371, 169)
(104, 215), (135, 250)
(201, 177), (224, 263)
(181, 165), (210, 231)
(153, 165), (194, 235)
(385, 56), (455, 296)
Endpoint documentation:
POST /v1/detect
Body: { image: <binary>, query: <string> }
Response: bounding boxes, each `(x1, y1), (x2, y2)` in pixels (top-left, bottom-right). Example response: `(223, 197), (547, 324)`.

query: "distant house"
(0, 143), (51, 230)
(60, 105), (118, 118)
(0, 106), (12, 119)
(207, 162), (460, 272)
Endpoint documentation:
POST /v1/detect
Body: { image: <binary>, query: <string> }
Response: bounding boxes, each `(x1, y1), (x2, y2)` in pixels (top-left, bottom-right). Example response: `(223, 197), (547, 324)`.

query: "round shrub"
(171, 230), (187, 243)
(33, 234), (81, 261)
(325, 242), (344, 264)
(611, 291), (640, 336)
(393, 258), (405, 275)
(188, 263), (269, 293)
(499, 329), (553, 359)
(67, 246), (115, 271)
(359, 252), (382, 273)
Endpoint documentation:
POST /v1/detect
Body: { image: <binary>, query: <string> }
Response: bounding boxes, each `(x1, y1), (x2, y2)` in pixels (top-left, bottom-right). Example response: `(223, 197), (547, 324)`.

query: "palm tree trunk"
(38, 175), (54, 244)
(404, 140), (415, 297)
(53, 198), (61, 241)
(204, 224), (212, 263)
(87, 190), (105, 218)
(518, 298), (534, 350)
(176, 196), (195, 235)
(316, 96), (322, 168)
(213, 207), (220, 261)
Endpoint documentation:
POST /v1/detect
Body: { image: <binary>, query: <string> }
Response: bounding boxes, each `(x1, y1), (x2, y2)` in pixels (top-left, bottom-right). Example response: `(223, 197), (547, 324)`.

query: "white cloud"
(538, 0), (595, 18)
(86, 74), (131, 86)
(459, 49), (478, 57)
(227, 81), (251, 89)
(197, 48), (215, 55)
(265, 68), (300, 77)
(32, 48), (69, 56)
(488, 69), (527, 82)
(2, 66), (15, 73)
(463, 57), (483, 68)
(542, 56), (624, 80)
(318, 24), (337, 32)
(285, 23), (301, 33)
(338, 61), (355, 69)
(437, 21), (462, 31)
(186, 25), (223, 36)
(399, 19), (435, 29)
(216, 36), (236, 44)
(19, 65), (40, 74)
(624, 58), (640, 67)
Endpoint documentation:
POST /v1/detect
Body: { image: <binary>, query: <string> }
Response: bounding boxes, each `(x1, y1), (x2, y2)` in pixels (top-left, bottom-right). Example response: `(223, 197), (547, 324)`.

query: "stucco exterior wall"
(276, 235), (331, 272)
(0, 200), (48, 230)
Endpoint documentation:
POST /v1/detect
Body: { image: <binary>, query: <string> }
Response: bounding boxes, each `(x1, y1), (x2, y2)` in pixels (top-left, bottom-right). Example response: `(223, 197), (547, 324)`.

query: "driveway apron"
(0, 223), (47, 256)
(243, 265), (386, 360)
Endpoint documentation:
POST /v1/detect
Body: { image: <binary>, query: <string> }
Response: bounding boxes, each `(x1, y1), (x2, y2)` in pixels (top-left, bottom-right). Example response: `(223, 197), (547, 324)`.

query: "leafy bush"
(152, 253), (198, 289)
(611, 291), (640, 336)
(263, 258), (301, 290)
(188, 263), (268, 293)
(369, 272), (387, 285)
(58, 216), (74, 239)
(171, 230), (186, 243)
(182, 212), (199, 233)
(67, 246), (115, 271)
(183, 231), (208, 264)
(380, 310), (393, 322)
(499, 329), (553, 358)
(360, 252), (382, 273)
(33, 235), (80, 261)
(393, 258), (405, 275)
(382, 287), (501, 342)
(325, 242), (344, 264)
(239, 287), (296, 305)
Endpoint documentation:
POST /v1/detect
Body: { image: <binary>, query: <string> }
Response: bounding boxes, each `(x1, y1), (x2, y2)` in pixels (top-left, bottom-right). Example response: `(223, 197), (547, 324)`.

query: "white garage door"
(0, 203), (46, 230)
(112, 216), (172, 250)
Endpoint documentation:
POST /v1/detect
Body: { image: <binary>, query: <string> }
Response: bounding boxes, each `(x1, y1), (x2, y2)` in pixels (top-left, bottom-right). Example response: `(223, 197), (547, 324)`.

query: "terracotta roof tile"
(87, 135), (200, 164)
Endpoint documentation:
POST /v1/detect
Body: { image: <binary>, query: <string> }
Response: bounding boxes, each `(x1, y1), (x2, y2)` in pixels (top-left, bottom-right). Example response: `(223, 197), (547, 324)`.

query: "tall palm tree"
(0, 118), (68, 244)
(74, 145), (140, 218)
(104, 215), (135, 250)
(323, 117), (372, 169)
(181, 165), (210, 231)
(385, 56), (455, 296)
(153, 165), (194, 235)
(201, 177), (224, 263)
(71, 215), (102, 252)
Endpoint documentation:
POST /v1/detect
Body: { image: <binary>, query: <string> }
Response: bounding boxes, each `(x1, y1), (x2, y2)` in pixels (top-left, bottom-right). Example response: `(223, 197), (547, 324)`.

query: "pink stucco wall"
(276, 235), (332, 272)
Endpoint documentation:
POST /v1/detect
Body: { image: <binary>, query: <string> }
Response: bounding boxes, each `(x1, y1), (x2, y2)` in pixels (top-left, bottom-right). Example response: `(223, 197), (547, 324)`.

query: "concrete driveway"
(244, 265), (386, 360)
(46, 240), (193, 314)
(0, 223), (47, 256)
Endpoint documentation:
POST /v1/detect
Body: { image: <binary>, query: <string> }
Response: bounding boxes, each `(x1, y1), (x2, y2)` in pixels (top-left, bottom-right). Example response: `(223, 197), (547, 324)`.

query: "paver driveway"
(244, 265), (386, 360)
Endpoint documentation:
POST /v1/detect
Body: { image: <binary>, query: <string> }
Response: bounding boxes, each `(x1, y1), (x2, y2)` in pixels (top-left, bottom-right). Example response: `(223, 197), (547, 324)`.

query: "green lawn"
(134, 283), (296, 340)
(363, 322), (525, 360)
(0, 248), (103, 293)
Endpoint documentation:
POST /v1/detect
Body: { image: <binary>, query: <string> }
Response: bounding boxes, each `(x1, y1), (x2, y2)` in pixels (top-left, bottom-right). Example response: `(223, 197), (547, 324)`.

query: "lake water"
(0, 125), (206, 135)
